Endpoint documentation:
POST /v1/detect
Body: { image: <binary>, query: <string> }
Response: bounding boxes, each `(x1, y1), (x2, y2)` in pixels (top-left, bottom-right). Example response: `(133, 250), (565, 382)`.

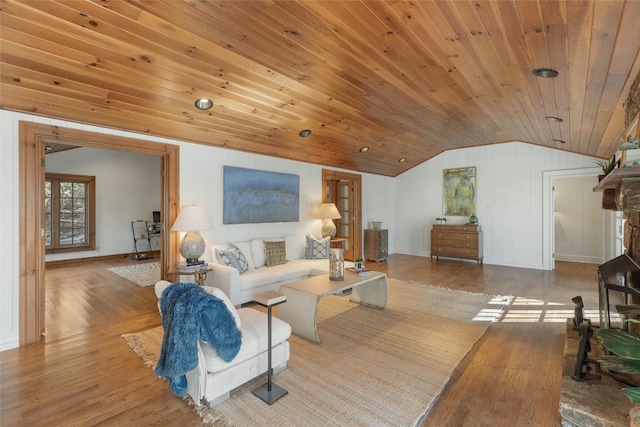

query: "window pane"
(60, 198), (73, 213)
(44, 197), (51, 213)
(45, 230), (51, 246)
(73, 182), (85, 197)
(45, 181), (51, 197)
(73, 198), (85, 212)
(73, 229), (86, 244)
(59, 228), (72, 245)
(72, 213), (85, 226)
(60, 182), (72, 197)
(60, 213), (72, 228)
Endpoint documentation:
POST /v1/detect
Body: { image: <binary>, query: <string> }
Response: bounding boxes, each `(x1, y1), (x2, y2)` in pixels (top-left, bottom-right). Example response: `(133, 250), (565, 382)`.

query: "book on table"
(176, 262), (208, 272)
(346, 267), (374, 276)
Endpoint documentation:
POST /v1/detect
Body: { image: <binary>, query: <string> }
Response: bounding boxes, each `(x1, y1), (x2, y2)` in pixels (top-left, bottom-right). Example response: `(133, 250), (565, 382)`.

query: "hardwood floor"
(0, 255), (599, 426)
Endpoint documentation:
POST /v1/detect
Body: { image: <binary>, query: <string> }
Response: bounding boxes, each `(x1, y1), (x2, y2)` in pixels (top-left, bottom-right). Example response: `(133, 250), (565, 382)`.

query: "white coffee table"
(277, 272), (388, 344)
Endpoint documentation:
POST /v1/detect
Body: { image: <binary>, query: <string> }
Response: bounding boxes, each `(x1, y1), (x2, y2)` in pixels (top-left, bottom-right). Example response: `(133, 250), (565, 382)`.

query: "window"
(45, 173), (96, 253)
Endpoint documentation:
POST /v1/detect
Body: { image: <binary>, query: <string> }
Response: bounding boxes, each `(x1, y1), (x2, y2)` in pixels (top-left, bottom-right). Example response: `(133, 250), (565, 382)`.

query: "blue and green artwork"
(443, 167), (476, 216)
(223, 166), (299, 224)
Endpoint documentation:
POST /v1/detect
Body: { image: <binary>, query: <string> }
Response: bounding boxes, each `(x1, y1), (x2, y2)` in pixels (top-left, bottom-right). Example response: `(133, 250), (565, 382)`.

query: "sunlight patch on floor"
(474, 296), (621, 324)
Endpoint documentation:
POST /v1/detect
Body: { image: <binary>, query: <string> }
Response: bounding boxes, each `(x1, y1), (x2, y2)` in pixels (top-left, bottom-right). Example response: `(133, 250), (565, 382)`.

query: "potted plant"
(592, 155), (618, 180)
(354, 257), (364, 270)
(619, 137), (640, 167)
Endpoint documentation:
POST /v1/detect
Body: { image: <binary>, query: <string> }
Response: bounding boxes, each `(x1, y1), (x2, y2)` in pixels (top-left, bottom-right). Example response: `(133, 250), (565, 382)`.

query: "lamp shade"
(317, 203), (341, 220)
(171, 205), (213, 231)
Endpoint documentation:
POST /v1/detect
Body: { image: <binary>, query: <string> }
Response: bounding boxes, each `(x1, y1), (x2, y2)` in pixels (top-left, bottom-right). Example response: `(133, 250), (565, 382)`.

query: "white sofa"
(155, 281), (291, 406)
(205, 234), (353, 306)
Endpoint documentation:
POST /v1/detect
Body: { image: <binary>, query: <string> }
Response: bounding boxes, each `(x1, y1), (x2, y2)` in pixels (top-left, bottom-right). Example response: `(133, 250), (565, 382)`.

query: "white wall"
(393, 142), (601, 269)
(45, 147), (161, 261)
(0, 110), (393, 350)
(554, 176), (605, 264)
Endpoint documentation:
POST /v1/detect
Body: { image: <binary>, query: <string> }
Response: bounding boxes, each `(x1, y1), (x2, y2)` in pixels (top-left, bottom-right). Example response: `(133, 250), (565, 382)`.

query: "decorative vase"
(329, 248), (344, 281)
(469, 213), (478, 224)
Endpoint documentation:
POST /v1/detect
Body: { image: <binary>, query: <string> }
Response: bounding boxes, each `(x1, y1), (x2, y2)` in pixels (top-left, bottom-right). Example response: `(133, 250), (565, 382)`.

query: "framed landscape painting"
(443, 167), (476, 216)
(223, 166), (300, 224)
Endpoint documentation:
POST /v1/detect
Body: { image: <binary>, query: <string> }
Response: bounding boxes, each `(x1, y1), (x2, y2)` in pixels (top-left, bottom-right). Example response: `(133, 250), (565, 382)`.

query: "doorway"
(322, 169), (362, 261)
(542, 167), (616, 270)
(18, 122), (180, 345)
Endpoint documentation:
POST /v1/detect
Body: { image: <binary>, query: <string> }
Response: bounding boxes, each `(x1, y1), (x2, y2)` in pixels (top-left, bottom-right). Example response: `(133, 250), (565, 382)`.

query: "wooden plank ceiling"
(2, 0), (640, 176)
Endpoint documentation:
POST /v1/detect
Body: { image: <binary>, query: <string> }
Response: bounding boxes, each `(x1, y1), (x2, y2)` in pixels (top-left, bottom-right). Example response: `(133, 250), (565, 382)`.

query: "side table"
(166, 266), (212, 287)
(330, 237), (346, 249)
(252, 291), (288, 404)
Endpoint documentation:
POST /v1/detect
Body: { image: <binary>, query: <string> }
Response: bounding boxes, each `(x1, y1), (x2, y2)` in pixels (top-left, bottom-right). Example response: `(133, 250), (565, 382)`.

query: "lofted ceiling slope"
(1, 0), (640, 176)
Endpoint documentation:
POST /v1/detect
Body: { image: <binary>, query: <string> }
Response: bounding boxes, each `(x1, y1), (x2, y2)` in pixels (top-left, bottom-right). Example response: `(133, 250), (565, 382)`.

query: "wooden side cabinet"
(431, 225), (483, 265)
(364, 229), (388, 262)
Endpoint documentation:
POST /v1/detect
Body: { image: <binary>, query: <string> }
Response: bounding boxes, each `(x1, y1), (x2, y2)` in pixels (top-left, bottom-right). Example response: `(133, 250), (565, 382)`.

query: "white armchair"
(154, 281), (291, 405)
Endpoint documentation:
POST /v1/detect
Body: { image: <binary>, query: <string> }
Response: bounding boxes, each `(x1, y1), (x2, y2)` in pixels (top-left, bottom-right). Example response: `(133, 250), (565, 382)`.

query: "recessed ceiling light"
(532, 68), (558, 78)
(194, 98), (214, 110)
(359, 147), (369, 152)
(546, 116), (563, 122)
(399, 158), (406, 163)
(553, 139), (566, 144)
(45, 145), (52, 151)
(299, 129), (312, 137)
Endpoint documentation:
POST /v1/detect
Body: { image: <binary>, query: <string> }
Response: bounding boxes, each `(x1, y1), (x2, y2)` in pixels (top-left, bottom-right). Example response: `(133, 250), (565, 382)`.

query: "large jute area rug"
(122, 279), (503, 426)
(108, 261), (159, 287)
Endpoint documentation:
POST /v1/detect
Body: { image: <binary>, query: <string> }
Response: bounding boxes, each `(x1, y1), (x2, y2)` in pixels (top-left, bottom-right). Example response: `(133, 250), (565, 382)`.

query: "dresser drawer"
(432, 246), (479, 258)
(431, 231), (478, 245)
(433, 225), (479, 232)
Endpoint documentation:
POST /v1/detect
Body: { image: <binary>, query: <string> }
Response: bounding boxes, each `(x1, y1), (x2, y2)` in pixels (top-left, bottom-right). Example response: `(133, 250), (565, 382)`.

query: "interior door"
(336, 181), (354, 260)
(322, 169), (361, 261)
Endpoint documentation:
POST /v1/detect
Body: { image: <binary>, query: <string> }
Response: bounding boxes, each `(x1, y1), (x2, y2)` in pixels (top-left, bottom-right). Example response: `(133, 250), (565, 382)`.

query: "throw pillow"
(305, 234), (330, 259)
(284, 234), (306, 261)
(216, 248), (247, 274)
(227, 243), (249, 273)
(264, 240), (287, 267)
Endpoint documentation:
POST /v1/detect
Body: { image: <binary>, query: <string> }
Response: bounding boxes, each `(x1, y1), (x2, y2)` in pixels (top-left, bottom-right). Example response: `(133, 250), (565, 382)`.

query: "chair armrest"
(204, 263), (242, 305)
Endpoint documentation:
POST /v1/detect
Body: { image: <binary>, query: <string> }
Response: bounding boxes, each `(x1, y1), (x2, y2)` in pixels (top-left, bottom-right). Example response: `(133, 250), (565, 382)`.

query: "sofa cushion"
(239, 263), (310, 291)
(284, 234), (306, 261)
(200, 307), (291, 373)
(305, 234), (330, 259)
(239, 268), (283, 291)
(265, 240), (287, 267)
(216, 248), (246, 274)
(212, 241), (254, 270)
(251, 239), (266, 268)
(218, 244), (249, 273)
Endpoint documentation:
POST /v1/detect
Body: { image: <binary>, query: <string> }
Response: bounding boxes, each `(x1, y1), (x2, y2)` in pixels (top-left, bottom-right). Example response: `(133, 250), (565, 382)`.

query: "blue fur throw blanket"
(155, 282), (242, 396)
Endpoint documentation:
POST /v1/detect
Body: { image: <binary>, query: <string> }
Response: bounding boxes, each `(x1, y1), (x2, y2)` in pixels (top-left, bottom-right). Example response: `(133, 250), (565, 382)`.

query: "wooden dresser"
(431, 224), (483, 264)
(364, 229), (388, 262)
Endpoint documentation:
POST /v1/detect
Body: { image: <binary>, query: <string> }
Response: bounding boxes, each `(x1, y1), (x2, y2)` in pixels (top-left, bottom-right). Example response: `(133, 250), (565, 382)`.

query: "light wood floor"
(0, 255), (599, 426)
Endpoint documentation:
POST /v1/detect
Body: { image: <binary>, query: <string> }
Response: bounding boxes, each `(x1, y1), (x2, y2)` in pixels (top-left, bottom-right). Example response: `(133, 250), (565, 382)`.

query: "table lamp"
(171, 205), (213, 265)
(317, 202), (341, 238)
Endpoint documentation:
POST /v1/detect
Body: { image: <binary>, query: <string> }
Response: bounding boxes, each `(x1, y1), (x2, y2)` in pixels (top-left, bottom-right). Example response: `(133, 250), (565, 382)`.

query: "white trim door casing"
(542, 167), (616, 270)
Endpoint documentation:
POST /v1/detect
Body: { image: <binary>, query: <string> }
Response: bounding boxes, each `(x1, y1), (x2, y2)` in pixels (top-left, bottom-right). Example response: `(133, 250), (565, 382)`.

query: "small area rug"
(122, 279), (503, 426)
(108, 262), (159, 287)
